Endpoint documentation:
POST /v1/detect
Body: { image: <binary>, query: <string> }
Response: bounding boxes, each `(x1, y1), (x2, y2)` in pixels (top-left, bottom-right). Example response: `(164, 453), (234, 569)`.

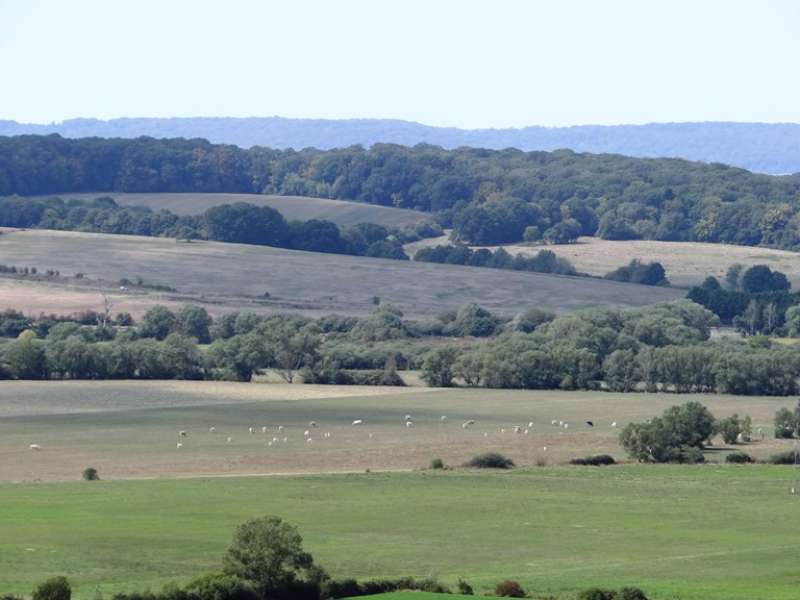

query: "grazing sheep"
(261, 426), (268, 433)
(176, 442), (183, 449)
(29, 444), (41, 450)
(304, 430), (311, 437)
(563, 423), (569, 429)
(462, 420), (475, 429)
(306, 438), (313, 444)
(282, 437), (288, 443)
(272, 437), (280, 443)
(528, 421), (534, 428)
(208, 426), (216, 433)
(524, 429), (529, 435)
(405, 421), (414, 428)
(352, 419), (364, 426)
(513, 426), (521, 434)
(404, 415), (412, 421)
(500, 428), (506, 434)
(551, 419), (558, 426)
(441, 415), (447, 422)
(226, 437), (233, 443)
(543, 446), (548, 451)
(278, 425), (285, 432)
(179, 430), (187, 437)
(559, 420), (564, 426)
(309, 421), (318, 428)
(248, 427), (255, 434)
(611, 422), (618, 428)
(324, 432), (331, 438)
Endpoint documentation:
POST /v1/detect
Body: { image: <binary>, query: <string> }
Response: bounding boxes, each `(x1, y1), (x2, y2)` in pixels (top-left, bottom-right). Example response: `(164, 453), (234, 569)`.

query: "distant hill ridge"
(1, 117), (799, 175)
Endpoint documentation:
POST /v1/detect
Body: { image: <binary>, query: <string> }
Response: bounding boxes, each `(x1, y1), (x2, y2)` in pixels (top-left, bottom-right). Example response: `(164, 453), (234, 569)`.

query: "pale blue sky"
(1, 0), (799, 128)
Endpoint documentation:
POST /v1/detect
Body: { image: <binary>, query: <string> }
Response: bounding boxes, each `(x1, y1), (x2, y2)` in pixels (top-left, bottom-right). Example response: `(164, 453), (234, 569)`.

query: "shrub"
(430, 458), (444, 470)
(773, 407), (797, 438)
(725, 452), (754, 464)
(465, 452), (515, 469)
(768, 450), (797, 464)
(82, 467), (100, 481)
(494, 580), (526, 598)
(675, 447), (705, 464)
(33, 577), (71, 600)
(457, 579), (474, 595)
(619, 589), (649, 600)
(569, 454), (616, 466)
(579, 590), (616, 600)
(184, 573), (257, 600)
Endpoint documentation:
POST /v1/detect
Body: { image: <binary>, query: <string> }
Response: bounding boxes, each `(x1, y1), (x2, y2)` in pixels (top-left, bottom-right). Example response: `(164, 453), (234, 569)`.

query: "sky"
(1, 0), (799, 128)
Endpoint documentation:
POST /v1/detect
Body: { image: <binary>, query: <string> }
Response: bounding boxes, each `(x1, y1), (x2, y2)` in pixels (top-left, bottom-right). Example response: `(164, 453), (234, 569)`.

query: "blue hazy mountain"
(1, 117), (798, 174)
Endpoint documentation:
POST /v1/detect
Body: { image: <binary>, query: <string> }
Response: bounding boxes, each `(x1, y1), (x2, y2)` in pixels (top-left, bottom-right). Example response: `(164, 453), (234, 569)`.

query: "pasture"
(405, 233), (800, 289)
(2, 466), (799, 599)
(58, 192), (429, 228)
(0, 229), (682, 319)
(1, 381), (795, 482)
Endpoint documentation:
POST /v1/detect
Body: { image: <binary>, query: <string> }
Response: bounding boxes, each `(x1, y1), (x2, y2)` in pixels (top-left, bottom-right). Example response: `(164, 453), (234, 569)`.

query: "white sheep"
(309, 421), (318, 428)
(563, 423), (569, 429)
(278, 425), (285, 432)
(282, 437), (288, 443)
(524, 429), (529, 435)
(551, 419), (558, 426)
(405, 421), (414, 428)
(29, 444), (41, 450)
(208, 426), (216, 433)
(324, 432), (331, 438)
(176, 442), (183, 449)
(352, 419), (364, 426)
(226, 436), (233, 443)
(404, 414), (412, 421)
(611, 421), (618, 428)
(179, 430), (187, 437)
(304, 430), (311, 437)
(513, 426), (521, 434)
(528, 421), (534, 428)
(440, 415), (447, 422)
(261, 426), (268, 433)
(306, 438), (313, 444)
(462, 420), (475, 429)
(543, 446), (548, 451)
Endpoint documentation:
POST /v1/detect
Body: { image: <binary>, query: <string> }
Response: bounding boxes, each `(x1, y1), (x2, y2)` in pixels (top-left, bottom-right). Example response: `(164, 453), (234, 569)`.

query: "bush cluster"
(465, 453), (515, 469)
(569, 454), (616, 466)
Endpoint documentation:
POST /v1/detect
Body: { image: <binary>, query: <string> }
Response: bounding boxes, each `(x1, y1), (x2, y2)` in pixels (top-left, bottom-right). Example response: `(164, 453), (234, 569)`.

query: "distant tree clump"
(605, 260), (668, 286)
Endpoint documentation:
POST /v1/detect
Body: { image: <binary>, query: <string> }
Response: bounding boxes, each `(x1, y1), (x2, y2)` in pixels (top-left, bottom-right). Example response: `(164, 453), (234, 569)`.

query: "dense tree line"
(3, 135), (800, 247)
(3, 300), (800, 395)
(413, 245), (577, 275)
(0, 196), (435, 260)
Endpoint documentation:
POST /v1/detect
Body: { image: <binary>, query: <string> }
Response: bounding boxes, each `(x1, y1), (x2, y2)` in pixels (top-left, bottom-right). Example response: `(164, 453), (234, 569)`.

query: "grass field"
(0, 229), (682, 319)
(2, 467), (799, 599)
(58, 193), (428, 228)
(1, 381), (795, 482)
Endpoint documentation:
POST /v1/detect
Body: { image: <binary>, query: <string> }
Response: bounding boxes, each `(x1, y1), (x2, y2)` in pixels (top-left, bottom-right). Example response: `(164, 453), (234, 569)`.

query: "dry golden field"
(405, 232), (800, 288)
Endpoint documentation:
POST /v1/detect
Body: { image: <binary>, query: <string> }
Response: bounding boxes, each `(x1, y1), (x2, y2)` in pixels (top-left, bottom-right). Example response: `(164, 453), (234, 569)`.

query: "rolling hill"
(58, 192), (428, 227)
(2, 117), (799, 173)
(0, 229), (682, 319)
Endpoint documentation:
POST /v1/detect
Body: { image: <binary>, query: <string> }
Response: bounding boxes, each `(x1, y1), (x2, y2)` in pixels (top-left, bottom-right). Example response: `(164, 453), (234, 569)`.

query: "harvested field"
(0, 229), (682, 318)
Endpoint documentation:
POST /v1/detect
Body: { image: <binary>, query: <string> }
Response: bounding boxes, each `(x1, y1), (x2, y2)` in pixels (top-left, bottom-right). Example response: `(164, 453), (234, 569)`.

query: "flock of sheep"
(28, 414), (616, 452)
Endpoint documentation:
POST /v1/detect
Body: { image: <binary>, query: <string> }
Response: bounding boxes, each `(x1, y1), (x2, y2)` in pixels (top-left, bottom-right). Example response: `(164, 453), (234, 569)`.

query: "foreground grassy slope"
(2, 467), (798, 599)
(0, 229), (682, 318)
(60, 192), (428, 227)
(1, 381), (794, 482)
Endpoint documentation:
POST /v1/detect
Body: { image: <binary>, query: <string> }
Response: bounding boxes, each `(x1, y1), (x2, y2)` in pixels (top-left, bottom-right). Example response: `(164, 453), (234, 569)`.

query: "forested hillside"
(3, 134), (800, 248)
(1, 118), (799, 174)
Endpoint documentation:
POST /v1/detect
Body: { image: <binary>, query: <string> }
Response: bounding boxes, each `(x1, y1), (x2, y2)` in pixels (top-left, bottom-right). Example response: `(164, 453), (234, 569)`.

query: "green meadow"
(2, 466), (799, 600)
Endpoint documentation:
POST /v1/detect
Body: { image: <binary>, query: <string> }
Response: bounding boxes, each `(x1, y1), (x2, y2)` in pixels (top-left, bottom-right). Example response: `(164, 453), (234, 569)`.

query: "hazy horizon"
(3, 0), (800, 128)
